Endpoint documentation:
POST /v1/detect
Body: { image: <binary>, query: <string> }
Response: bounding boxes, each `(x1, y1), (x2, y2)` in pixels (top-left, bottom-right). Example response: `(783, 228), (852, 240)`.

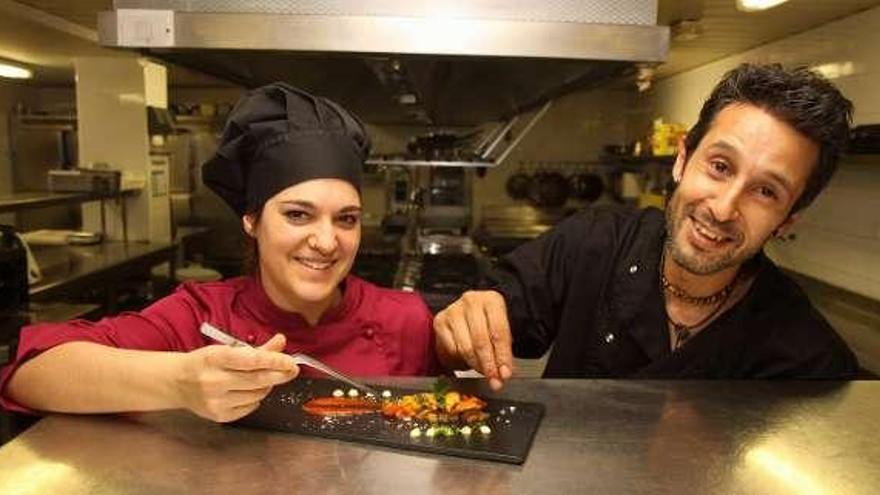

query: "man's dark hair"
(684, 63), (853, 213)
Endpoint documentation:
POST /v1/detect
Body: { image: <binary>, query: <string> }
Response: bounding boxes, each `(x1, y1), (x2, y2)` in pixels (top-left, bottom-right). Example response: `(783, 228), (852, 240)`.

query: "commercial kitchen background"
(1, 1), (879, 381)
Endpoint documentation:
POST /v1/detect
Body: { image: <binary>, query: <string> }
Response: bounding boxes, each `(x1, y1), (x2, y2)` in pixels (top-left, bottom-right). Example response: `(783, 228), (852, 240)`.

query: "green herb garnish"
(432, 377), (452, 408)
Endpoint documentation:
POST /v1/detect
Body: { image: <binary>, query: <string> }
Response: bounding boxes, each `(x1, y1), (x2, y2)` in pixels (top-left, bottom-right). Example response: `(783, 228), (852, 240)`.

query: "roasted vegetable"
(380, 391), (487, 423)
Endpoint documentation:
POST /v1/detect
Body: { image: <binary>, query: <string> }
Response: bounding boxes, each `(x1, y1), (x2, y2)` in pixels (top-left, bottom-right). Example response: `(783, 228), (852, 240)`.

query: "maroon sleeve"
(0, 283), (212, 413)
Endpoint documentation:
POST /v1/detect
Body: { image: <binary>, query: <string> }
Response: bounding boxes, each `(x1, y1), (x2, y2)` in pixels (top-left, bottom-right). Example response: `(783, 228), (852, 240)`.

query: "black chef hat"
(202, 82), (370, 216)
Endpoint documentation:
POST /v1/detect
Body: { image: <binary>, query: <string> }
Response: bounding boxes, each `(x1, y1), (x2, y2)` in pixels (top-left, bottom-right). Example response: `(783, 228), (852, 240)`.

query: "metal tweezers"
(199, 322), (378, 396)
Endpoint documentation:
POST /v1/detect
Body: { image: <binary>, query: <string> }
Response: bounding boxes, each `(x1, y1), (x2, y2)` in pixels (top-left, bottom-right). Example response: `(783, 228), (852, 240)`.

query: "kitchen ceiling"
(4, 0), (880, 120)
(656, 0), (880, 78)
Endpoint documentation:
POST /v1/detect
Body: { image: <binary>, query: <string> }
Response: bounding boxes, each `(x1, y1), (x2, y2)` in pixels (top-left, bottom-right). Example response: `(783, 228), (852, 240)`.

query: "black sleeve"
(487, 208), (619, 358)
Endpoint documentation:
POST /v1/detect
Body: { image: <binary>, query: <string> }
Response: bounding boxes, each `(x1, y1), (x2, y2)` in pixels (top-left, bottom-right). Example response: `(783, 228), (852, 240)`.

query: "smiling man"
(434, 63), (859, 386)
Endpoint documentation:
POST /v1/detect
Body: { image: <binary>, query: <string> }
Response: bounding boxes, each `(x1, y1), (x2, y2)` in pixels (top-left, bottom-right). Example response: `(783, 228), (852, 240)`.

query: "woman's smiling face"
(243, 178), (361, 315)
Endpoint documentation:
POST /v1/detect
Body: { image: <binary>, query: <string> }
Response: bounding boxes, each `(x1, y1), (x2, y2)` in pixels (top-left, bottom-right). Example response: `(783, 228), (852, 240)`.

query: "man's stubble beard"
(664, 191), (761, 276)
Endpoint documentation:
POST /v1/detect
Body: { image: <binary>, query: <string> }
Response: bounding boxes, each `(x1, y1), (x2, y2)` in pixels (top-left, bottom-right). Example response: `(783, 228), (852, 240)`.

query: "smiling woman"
(0, 83), (441, 423)
(242, 179), (363, 325)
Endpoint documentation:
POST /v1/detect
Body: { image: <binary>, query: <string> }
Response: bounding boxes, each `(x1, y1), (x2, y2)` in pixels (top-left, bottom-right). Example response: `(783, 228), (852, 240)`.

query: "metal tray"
(236, 378), (545, 465)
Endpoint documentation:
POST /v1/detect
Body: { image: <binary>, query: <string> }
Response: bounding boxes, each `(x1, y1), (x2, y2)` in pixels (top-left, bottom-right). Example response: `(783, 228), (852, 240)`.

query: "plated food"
(381, 391), (489, 424)
(240, 378), (545, 464)
(301, 383), (491, 437)
(301, 396), (378, 417)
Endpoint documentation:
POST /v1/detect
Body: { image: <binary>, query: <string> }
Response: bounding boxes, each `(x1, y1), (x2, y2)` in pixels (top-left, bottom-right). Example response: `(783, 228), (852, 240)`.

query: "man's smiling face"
(666, 103), (819, 275)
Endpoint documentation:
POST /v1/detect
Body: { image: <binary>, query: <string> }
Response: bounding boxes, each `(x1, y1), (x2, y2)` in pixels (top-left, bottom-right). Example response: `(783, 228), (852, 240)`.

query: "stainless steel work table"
(29, 241), (178, 302)
(0, 379), (876, 494)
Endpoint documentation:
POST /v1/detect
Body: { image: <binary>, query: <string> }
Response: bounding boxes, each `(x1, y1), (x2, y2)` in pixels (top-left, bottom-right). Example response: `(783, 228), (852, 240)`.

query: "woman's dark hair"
(242, 207), (263, 275)
(684, 63), (853, 213)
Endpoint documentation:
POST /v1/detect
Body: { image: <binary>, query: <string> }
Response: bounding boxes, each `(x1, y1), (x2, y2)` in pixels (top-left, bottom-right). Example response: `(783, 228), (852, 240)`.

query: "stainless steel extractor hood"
(97, 1), (668, 126)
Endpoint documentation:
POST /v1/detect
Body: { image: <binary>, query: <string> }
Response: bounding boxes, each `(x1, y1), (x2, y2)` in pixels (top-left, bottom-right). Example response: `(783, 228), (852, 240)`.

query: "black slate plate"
(236, 378), (545, 464)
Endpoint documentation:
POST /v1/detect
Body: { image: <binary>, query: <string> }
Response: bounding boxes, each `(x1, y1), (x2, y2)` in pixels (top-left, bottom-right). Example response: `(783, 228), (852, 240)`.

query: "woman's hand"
(176, 334), (299, 422)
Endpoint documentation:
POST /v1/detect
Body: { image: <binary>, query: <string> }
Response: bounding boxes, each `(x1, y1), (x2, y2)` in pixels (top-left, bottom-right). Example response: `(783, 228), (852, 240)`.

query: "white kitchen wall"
(637, 6), (880, 301)
(75, 57), (165, 242)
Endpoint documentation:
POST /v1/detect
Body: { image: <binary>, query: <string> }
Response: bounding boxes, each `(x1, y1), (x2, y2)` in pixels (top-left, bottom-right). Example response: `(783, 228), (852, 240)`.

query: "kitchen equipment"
(237, 377), (545, 464)
(199, 322), (378, 395)
(528, 171), (570, 207)
(0, 310), (29, 366)
(569, 172), (604, 202)
(420, 167), (471, 232)
(417, 234), (476, 256)
(620, 172), (644, 201)
(0, 225), (29, 312)
(66, 232), (103, 246)
(406, 131), (479, 161)
(23, 229), (102, 246)
(48, 168), (121, 193)
(474, 205), (567, 256)
(100, 1), (668, 126)
(505, 171), (532, 200)
(849, 124), (880, 153)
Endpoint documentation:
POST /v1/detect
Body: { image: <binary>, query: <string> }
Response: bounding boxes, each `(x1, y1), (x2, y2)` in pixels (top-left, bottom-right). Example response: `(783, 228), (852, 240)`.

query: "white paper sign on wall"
(118, 9), (174, 47)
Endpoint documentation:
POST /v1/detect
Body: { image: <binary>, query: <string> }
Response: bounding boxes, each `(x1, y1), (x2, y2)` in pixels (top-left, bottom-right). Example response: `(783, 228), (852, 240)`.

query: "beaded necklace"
(661, 251), (739, 349)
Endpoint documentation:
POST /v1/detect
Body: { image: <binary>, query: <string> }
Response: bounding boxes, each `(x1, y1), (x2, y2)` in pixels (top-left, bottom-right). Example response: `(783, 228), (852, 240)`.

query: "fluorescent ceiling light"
(0, 61), (33, 79)
(736, 0), (790, 12)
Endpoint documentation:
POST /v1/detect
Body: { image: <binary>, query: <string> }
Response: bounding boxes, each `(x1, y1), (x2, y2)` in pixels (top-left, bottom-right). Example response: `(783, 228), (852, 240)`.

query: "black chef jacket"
(490, 204), (858, 379)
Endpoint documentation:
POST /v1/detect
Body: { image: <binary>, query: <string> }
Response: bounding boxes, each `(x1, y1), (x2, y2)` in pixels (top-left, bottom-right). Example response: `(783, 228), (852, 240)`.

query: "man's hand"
(433, 290), (514, 391)
(177, 334), (299, 422)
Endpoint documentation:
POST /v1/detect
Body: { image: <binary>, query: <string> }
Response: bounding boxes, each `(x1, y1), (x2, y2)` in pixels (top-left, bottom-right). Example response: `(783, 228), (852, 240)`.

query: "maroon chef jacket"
(0, 275), (440, 413)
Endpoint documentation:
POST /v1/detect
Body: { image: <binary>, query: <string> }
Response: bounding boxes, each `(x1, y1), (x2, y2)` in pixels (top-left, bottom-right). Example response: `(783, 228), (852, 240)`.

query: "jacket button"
(246, 334), (256, 344)
(364, 328), (375, 339)
(604, 333), (615, 344)
(628, 264), (639, 274)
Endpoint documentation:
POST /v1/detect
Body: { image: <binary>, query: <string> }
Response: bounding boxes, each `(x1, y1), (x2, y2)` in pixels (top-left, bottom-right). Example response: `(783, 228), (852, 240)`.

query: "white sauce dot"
(381, 390), (392, 398)
(332, 389), (344, 398)
(347, 388), (359, 398)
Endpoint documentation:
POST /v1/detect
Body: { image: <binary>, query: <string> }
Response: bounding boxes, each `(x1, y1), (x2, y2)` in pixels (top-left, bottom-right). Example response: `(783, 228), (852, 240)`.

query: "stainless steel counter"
(0, 379), (877, 494)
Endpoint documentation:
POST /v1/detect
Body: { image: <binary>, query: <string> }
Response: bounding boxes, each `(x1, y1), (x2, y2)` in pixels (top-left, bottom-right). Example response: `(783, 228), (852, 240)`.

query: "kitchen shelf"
(366, 158), (496, 168)
(0, 189), (139, 214)
(600, 154), (676, 166)
(13, 113), (76, 130)
(173, 114), (226, 131)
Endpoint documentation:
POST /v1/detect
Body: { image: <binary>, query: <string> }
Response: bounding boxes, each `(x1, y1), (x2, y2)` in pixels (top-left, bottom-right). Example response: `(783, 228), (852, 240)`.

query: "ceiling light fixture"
(0, 60), (33, 79)
(736, 0), (790, 12)
(635, 64), (656, 93)
(810, 61), (855, 80)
